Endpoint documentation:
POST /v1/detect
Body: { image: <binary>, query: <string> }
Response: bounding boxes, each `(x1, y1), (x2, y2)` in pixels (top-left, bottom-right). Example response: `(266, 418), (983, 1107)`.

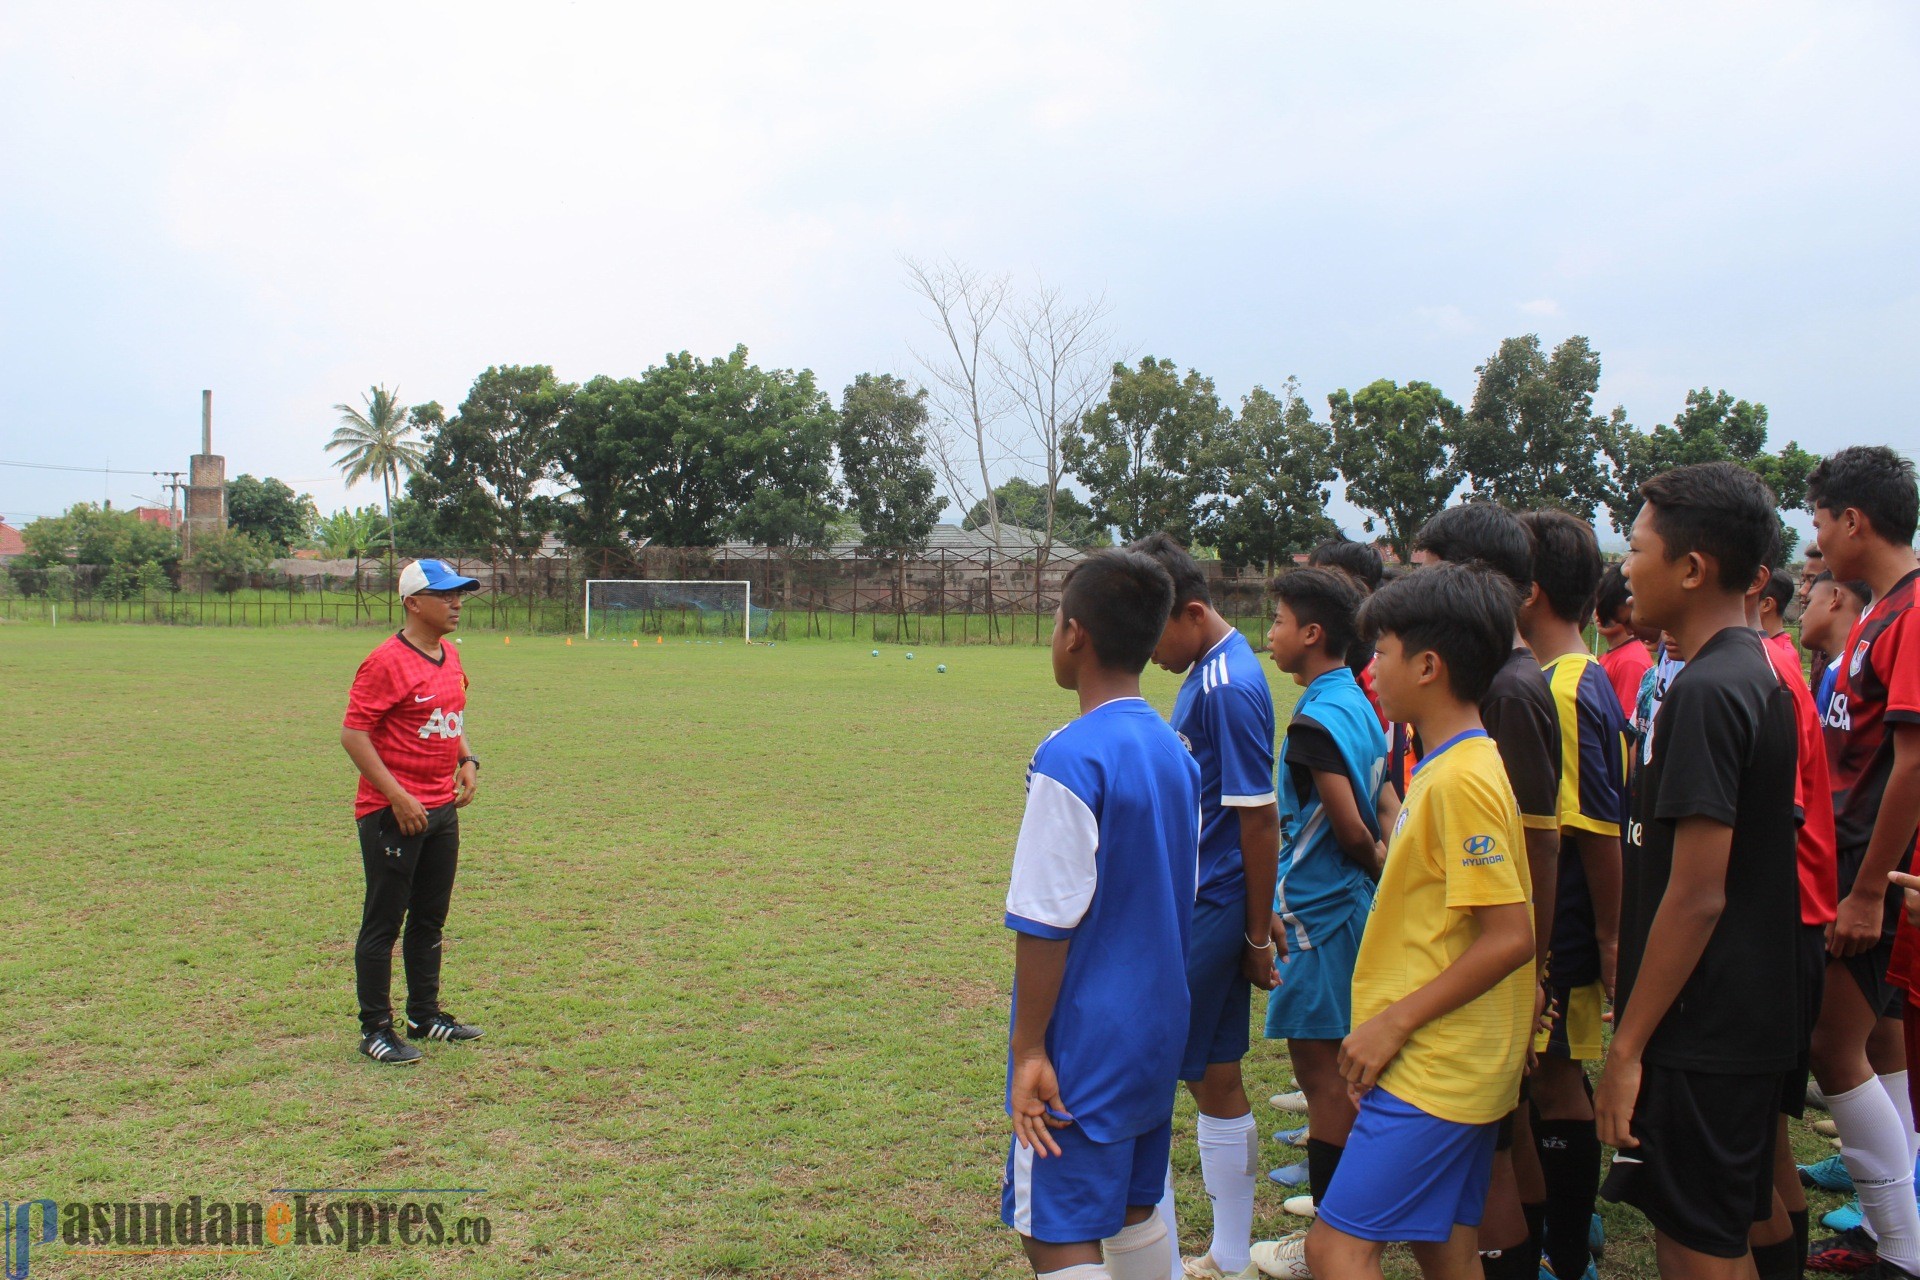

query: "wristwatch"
(458, 755), (480, 772)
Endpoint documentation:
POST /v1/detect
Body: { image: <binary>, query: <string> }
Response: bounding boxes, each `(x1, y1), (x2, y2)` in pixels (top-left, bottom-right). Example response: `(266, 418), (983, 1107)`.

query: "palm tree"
(327, 386), (426, 573)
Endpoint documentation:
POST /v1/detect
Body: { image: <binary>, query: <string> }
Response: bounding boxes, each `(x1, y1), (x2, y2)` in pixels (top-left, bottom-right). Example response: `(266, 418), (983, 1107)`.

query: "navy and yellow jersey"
(1541, 650), (1630, 988)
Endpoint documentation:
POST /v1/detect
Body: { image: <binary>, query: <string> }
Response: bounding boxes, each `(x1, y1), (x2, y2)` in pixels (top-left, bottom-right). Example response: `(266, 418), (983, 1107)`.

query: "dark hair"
(1808, 446), (1919, 547)
(1060, 550), (1175, 672)
(1307, 538), (1384, 592)
(1357, 562), (1517, 704)
(1812, 570), (1872, 609)
(1126, 531), (1210, 608)
(1595, 562), (1632, 626)
(1637, 463), (1779, 592)
(1269, 567), (1365, 661)
(1758, 564), (1795, 612)
(1518, 509), (1603, 625)
(1412, 503), (1533, 594)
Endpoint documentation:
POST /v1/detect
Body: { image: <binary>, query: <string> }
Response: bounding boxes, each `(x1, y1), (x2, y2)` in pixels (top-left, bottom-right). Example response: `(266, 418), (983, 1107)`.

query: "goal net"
(584, 579), (761, 642)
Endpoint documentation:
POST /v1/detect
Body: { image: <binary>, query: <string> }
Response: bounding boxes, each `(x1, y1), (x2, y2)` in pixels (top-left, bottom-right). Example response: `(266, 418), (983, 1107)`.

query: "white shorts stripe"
(1011, 1141), (1035, 1236)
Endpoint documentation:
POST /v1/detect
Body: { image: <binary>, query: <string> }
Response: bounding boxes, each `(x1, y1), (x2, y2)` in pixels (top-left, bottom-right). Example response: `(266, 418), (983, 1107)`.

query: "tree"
(552, 375), (648, 553)
(12, 503), (181, 595)
(963, 478), (1108, 547)
(1329, 379), (1466, 562)
(225, 474), (318, 553)
(837, 374), (946, 551)
(906, 257), (1012, 545)
(994, 284), (1115, 557)
(1199, 379), (1338, 572)
(1457, 335), (1615, 519)
(316, 507), (386, 559)
(1065, 357), (1229, 544)
(410, 366), (572, 555)
(327, 385), (426, 565)
(183, 529), (270, 593)
(1600, 388), (1811, 532)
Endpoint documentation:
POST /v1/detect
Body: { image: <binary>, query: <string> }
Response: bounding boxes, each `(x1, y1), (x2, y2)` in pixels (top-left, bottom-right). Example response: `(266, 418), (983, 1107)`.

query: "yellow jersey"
(1353, 730), (1533, 1124)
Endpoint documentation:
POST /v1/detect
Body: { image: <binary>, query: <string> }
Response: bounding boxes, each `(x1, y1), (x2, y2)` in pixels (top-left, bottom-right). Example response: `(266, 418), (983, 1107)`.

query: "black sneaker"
(1853, 1260), (1920, 1280)
(359, 1027), (423, 1065)
(1808, 1228), (1879, 1275)
(408, 1012), (483, 1042)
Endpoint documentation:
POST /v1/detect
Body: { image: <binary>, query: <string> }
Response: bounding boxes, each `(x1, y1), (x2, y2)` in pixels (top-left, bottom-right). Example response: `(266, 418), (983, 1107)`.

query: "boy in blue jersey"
(1128, 534), (1282, 1280)
(1004, 550), (1204, 1280)
(1249, 567), (1389, 1280)
(1516, 510), (1629, 1280)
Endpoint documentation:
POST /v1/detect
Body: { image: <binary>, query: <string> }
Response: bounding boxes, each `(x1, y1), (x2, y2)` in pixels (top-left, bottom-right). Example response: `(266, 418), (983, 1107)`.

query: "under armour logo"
(384, 846), (404, 858)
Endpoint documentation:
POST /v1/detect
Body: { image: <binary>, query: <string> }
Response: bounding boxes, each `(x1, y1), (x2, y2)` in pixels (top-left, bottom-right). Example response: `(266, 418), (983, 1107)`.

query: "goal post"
(584, 579), (755, 642)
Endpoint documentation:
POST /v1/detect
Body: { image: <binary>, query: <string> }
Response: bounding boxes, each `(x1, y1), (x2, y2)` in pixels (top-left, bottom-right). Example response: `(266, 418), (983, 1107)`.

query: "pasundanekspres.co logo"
(5, 1187), (491, 1278)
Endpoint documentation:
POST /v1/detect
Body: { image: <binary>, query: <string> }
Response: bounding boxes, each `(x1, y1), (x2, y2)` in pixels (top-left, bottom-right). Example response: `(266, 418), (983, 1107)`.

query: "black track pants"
(354, 803), (460, 1034)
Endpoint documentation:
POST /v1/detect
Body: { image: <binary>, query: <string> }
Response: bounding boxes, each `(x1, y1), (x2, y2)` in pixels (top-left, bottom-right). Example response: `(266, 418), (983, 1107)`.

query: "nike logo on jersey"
(414, 693), (437, 702)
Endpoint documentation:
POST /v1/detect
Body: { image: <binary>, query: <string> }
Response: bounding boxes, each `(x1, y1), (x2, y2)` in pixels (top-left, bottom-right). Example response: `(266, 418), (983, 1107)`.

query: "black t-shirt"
(1616, 625), (1800, 1074)
(1284, 718), (1345, 807)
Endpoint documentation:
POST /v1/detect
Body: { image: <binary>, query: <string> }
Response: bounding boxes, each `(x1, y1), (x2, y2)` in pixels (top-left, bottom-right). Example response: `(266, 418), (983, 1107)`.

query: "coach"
(341, 559), (485, 1065)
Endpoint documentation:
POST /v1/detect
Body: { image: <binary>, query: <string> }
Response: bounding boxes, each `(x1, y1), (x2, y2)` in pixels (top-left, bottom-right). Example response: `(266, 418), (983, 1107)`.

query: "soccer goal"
(584, 579), (760, 642)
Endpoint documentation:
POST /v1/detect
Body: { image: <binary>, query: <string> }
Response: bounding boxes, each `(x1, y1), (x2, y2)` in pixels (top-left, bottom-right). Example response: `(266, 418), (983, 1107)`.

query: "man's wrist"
(458, 755), (480, 772)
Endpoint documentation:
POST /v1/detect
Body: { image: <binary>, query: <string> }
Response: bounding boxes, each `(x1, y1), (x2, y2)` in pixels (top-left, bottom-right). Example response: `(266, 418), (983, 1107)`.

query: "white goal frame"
(583, 579), (754, 643)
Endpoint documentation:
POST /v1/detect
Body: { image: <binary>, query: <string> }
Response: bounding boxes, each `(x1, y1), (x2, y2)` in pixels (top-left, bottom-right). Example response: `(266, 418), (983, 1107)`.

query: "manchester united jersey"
(344, 633), (470, 818)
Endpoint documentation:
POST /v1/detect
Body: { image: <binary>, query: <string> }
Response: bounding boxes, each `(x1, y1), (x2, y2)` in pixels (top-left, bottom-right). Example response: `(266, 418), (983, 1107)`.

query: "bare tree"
(904, 257), (1012, 546)
(994, 283), (1115, 560)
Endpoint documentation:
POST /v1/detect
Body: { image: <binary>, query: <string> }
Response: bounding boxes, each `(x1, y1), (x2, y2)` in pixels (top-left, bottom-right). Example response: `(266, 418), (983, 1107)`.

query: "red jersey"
(344, 633), (470, 819)
(1764, 634), (1838, 926)
(1600, 639), (1654, 725)
(1765, 629), (1799, 669)
(1833, 569), (1920, 995)
(1357, 655), (1387, 730)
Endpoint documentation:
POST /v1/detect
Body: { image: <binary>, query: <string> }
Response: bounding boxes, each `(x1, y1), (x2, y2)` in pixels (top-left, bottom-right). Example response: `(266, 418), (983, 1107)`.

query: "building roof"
(0, 521), (24, 560)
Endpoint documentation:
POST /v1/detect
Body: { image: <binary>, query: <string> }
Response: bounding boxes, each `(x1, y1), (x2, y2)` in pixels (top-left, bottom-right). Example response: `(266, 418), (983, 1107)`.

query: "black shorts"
(1838, 934), (1905, 1020)
(1601, 1063), (1778, 1259)
(1782, 924), (1830, 1117)
(1494, 1078), (1531, 1152)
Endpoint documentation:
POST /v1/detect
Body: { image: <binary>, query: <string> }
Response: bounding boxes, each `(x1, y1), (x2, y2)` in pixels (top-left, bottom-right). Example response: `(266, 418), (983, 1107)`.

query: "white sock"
(1154, 1164), (1180, 1280)
(1197, 1113), (1259, 1272)
(1881, 1071), (1919, 1167)
(1105, 1215), (1172, 1280)
(1038, 1267), (1110, 1280)
(1830, 1077), (1920, 1271)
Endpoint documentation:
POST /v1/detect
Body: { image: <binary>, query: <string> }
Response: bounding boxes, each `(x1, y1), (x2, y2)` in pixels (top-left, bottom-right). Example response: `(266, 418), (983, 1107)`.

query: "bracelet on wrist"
(1244, 932), (1275, 950)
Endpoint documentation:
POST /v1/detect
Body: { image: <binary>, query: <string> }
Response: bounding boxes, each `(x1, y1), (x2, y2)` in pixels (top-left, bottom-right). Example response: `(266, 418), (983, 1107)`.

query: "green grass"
(0, 623), (1855, 1277)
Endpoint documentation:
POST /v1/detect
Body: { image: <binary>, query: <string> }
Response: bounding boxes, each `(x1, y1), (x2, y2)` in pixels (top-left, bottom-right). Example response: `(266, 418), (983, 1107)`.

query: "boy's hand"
(1337, 1009), (1410, 1096)
(1009, 1052), (1071, 1157)
(1600, 941), (1618, 1003)
(1890, 871), (1920, 930)
(1594, 1050), (1641, 1149)
(455, 761), (479, 808)
(388, 791), (429, 835)
(1242, 939), (1280, 990)
(1832, 890), (1883, 956)
(1270, 912), (1291, 960)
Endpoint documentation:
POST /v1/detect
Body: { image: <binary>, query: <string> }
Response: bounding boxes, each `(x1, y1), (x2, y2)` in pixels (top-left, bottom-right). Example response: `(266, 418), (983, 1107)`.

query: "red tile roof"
(0, 521), (24, 559)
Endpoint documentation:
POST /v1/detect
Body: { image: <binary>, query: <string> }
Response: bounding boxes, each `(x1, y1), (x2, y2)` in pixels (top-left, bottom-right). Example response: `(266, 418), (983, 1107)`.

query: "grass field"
(0, 624), (1850, 1278)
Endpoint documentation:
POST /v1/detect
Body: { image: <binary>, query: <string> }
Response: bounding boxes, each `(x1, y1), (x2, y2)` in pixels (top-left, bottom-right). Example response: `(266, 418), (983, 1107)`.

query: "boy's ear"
(1179, 599), (1208, 625)
(1680, 550), (1713, 592)
(1414, 648), (1441, 689)
(1300, 620), (1323, 649)
(1061, 615), (1088, 653)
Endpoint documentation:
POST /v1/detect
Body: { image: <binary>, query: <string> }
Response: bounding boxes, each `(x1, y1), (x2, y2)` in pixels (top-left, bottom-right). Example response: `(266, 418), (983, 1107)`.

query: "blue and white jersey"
(1816, 656), (1841, 725)
(1171, 629), (1278, 909)
(1005, 696), (1202, 1143)
(1274, 667), (1388, 951)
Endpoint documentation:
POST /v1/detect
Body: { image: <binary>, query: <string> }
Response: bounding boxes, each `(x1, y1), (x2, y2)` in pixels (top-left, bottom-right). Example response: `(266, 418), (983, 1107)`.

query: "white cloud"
(1519, 299), (1561, 317)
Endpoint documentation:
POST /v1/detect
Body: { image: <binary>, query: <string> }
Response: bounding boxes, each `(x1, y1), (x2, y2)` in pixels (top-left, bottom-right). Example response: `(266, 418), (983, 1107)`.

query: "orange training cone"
(504, 635), (511, 645)
(656, 635), (663, 645)
(566, 636), (573, 647)
(632, 638), (639, 647)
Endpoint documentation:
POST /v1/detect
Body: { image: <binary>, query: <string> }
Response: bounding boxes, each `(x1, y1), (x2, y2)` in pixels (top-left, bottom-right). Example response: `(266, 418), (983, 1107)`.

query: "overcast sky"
(2, 1), (1914, 541)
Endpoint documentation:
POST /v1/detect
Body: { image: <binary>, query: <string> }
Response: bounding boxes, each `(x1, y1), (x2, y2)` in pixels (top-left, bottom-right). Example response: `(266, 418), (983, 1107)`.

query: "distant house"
(0, 520), (24, 565)
(132, 506), (179, 530)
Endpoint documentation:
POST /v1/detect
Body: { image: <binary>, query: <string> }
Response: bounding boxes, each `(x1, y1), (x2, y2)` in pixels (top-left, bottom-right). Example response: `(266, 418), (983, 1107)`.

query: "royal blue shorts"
(1001, 1118), (1172, 1244)
(1317, 1088), (1498, 1243)
(1181, 895), (1252, 1080)
(1264, 908), (1365, 1042)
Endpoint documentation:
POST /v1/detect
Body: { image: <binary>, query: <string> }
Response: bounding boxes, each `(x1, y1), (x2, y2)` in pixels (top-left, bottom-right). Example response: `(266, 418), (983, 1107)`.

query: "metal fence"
(0, 545), (1284, 642)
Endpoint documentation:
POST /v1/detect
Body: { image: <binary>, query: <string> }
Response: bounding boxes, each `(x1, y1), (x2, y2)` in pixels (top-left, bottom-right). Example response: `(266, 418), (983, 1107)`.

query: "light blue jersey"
(1274, 666), (1388, 952)
(1005, 697), (1202, 1143)
(1171, 629), (1278, 910)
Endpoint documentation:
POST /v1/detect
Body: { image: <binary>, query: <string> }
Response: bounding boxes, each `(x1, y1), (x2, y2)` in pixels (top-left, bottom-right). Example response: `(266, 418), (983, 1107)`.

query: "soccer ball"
(906, 652), (914, 660)
(937, 664), (946, 673)
(871, 649), (879, 657)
